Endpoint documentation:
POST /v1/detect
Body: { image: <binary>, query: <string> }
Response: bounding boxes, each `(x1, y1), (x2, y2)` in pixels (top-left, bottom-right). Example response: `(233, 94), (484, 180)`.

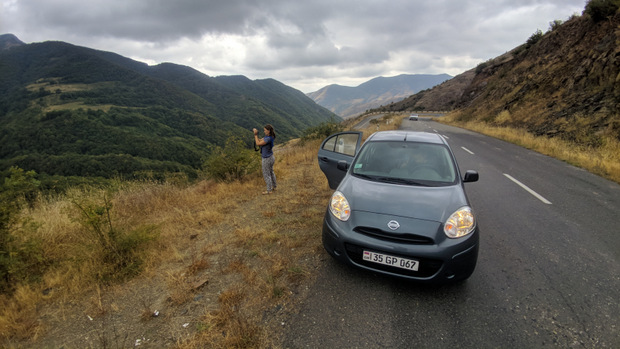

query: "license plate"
(363, 250), (419, 271)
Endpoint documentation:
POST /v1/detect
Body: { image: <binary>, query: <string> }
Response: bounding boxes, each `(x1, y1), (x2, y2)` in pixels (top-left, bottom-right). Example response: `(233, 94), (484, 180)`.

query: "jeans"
(262, 155), (276, 192)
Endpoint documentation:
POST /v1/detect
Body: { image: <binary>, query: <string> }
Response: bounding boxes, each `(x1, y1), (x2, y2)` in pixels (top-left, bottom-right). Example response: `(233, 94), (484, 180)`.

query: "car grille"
(354, 226), (434, 245)
(345, 243), (442, 278)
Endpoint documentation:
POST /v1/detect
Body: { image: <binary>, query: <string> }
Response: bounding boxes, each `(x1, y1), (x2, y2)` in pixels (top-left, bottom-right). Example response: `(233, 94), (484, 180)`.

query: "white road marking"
(461, 147), (474, 154)
(503, 173), (552, 205)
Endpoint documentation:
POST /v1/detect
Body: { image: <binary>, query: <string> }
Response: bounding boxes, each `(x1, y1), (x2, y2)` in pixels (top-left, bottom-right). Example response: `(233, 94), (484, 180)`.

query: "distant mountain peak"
(307, 74), (452, 119)
(0, 33), (25, 50)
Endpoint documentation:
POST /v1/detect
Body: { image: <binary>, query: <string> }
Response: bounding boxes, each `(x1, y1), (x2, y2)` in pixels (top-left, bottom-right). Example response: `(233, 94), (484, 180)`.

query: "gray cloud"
(1, 0), (584, 92)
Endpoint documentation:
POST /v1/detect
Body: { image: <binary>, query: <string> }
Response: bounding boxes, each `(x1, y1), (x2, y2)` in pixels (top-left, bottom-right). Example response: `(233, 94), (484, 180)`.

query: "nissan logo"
(387, 220), (400, 230)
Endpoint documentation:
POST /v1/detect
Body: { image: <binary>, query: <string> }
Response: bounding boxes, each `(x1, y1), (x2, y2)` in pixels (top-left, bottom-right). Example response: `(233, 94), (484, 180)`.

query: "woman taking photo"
(253, 124), (277, 194)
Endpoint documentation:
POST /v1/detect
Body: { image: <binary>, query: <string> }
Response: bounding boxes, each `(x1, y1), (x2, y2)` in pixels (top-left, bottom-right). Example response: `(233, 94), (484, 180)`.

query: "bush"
(584, 0), (620, 22)
(526, 29), (543, 48)
(300, 122), (344, 144)
(475, 58), (497, 74)
(70, 192), (157, 284)
(204, 136), (260, 182)
(475, 62), (488, 74)
(549, 19), (564, 31)
(0, 167), (41, 294)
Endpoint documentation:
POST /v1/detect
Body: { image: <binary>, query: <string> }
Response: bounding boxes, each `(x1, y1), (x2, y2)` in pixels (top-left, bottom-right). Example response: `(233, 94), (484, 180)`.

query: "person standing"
(253, 124), (277, 194)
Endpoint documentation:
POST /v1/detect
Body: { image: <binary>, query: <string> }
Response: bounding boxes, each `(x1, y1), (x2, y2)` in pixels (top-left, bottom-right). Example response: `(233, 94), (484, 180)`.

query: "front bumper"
(322, 210), (479, 283)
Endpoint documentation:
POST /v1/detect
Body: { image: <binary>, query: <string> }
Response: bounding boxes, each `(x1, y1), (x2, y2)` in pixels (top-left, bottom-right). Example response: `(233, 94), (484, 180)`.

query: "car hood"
(339, 175), (468, 223)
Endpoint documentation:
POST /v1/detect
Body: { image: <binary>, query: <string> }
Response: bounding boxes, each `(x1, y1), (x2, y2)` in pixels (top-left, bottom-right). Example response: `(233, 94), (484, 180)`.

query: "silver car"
(318, 130), (480, 283)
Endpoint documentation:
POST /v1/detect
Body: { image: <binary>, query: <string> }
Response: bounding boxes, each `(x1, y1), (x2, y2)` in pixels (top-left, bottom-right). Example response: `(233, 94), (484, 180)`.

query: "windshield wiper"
(354, 173), (432, 186)
(353, 173), (375, 180)
(374, 177), (430, 186)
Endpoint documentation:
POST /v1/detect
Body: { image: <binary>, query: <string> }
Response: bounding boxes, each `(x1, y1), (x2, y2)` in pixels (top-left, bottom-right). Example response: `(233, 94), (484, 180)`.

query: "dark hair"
(264, 124), (276, 139)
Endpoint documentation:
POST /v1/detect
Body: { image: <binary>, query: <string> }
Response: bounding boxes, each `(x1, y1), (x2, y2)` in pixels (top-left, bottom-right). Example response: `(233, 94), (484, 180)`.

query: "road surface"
(281, 118), (620, 348)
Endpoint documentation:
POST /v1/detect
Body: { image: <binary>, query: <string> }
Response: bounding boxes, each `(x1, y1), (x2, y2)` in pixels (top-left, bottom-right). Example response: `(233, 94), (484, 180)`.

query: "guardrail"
(363, 111), (449, 116)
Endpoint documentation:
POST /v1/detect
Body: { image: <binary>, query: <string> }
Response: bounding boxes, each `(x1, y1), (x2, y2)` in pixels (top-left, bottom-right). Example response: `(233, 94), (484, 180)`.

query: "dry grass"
(0, 114), (403, 348)
(0, 287), (43, 341)
(439, 117), (620, 184)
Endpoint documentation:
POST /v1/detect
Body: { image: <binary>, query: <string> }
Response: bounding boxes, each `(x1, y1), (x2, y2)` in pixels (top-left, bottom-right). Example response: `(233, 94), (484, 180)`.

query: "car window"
(352, 141), (456, 185)
(321, 133), (359, 156)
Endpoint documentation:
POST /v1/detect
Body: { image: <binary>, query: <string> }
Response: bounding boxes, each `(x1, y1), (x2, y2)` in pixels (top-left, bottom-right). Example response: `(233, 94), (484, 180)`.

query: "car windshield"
(351, 141), (457, 186)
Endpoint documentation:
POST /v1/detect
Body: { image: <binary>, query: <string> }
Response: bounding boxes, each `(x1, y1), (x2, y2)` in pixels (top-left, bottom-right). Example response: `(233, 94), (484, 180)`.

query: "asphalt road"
(281, 118), (620, 348)
(352, 114), (386, 129)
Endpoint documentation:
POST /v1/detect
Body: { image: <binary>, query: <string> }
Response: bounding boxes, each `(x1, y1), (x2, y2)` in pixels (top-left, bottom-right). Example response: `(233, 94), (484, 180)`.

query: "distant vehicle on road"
(409, 114), (419, 121)
(318, 130), (480, 283)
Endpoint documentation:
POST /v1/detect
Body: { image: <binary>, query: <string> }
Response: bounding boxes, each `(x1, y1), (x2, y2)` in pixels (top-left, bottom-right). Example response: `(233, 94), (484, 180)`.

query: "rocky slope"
(378, 9), (619, 146)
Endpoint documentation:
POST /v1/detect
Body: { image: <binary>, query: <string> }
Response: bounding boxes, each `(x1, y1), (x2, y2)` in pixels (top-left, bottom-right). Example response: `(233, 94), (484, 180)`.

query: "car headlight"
(329, 191), (351, 221)
(444, 206), (475, 238)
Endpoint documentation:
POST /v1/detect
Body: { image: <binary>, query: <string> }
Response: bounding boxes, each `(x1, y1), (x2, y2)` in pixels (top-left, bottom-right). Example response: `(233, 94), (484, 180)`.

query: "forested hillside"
(0, 35), (339, 187)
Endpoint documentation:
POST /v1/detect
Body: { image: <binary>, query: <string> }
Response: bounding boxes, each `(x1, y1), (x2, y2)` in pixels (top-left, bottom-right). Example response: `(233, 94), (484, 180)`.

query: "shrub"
(475, 62), (488, 74)
(549, 19), (564, 31)
(526, 29), (543, 48)
(70, 192), (157, 284)
(584, 0), (620, 22)
(203, 136), (260, 182)
(495, 110), (513, 125)
(0, 167), (41, 294)
(299, 122), (344, 144)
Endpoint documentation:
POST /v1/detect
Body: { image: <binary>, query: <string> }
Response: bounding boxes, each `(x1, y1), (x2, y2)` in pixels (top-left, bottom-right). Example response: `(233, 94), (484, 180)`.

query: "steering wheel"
(411, 165), (441, 180)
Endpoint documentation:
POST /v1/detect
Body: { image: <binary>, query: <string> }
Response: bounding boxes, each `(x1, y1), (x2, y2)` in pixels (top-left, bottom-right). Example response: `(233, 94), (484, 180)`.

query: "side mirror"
(463, 170), (479, 183)
(337, 160), (350, 171)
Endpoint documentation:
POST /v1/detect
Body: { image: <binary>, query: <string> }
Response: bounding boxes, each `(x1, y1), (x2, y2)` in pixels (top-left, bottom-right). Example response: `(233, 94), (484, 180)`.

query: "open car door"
(318, 131), (363, 190)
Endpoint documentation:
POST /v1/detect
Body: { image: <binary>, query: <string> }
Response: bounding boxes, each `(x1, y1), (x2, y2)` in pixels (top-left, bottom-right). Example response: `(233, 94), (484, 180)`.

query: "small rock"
(192, 278), (209, 290)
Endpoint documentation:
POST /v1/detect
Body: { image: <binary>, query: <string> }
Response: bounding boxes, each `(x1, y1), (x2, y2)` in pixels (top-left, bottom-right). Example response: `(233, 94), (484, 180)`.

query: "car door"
(318, 131), (363, 189)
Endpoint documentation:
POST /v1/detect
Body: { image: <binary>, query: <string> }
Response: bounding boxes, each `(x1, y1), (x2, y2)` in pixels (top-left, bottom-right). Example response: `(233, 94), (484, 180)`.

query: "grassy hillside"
(0, 115), (402, 348)
(0, 38), (339, 188)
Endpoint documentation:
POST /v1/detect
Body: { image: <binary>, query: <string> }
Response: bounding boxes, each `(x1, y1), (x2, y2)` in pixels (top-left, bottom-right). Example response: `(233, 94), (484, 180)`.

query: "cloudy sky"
(1, 0), (584, 93)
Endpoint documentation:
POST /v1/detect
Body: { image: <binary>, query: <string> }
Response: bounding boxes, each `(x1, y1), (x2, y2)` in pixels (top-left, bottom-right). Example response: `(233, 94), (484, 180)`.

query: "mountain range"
(3, 1), (617, 188)
(376, 9), (619, 147)
(307, 73), (452, 119)
(0, 34), (339, 185)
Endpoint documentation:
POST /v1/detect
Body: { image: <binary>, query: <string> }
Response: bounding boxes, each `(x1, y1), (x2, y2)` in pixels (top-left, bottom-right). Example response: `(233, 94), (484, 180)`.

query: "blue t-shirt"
(261, 136), (274, 158)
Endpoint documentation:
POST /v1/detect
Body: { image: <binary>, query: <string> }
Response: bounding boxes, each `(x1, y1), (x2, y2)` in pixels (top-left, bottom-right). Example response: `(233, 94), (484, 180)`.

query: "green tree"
(0, 167), (41, 293)
(585, 0), (620, 22)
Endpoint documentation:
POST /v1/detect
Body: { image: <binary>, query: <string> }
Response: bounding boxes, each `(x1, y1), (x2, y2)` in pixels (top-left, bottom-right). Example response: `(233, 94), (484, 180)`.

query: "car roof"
(366, 130), (446, 145)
